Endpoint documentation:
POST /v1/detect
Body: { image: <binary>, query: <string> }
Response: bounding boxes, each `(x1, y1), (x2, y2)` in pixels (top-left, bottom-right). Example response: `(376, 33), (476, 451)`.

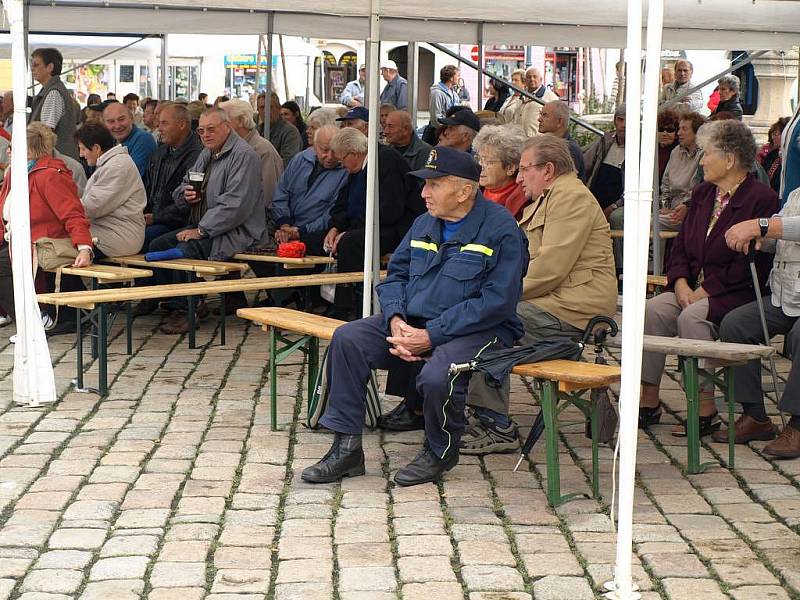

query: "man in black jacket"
(307, 127), (420, 319)
(141, 104), (203, 252)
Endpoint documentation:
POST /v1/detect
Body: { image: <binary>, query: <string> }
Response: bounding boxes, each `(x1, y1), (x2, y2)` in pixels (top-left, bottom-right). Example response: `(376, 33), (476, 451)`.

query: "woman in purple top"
(638, 119), (779, 437)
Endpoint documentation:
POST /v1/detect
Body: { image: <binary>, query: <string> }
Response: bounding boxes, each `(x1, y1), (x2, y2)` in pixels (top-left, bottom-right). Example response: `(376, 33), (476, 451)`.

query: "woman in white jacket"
(77, 123), (146, 258)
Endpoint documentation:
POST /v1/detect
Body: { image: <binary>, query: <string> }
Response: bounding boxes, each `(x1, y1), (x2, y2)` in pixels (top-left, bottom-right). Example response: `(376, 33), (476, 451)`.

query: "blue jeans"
(142, 223), (174, 253)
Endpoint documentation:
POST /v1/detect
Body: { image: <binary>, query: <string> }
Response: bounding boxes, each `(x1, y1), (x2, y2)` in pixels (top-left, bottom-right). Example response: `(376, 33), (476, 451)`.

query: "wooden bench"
(52, 264), (154, 285)
(232, 252), (334, 271)
(512, 360), (621, 506)
(105, 254), (249, 277)
(237, 307), (344, 431)
(610, 229), (679, 240)
(606, 334), (775, 474)
(37, 271), (379, 397)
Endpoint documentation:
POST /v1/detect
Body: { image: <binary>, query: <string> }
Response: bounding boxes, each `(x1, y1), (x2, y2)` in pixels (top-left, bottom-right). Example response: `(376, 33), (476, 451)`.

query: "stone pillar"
(747, 50), (798, 141)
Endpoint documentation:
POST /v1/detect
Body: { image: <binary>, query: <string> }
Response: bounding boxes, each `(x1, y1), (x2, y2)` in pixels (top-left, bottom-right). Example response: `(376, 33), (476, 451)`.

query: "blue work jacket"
(377, 194), (529, 347)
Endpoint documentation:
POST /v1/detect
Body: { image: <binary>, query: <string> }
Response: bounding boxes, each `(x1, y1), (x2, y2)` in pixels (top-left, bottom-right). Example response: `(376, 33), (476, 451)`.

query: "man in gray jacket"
(428, 65), (460, 134)
(148, 108), (266, 332)
(718, 188), (800, 458)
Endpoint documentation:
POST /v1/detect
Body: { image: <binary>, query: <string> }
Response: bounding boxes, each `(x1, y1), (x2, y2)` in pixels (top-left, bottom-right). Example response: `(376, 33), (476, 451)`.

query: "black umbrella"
(448, 316), (619, 472)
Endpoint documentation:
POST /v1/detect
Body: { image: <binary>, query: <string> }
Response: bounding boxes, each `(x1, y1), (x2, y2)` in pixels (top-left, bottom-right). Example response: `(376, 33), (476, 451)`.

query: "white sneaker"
(8, 312), (55, 343)
(8, 334), (15, 344)
(0, 315), (11, 327)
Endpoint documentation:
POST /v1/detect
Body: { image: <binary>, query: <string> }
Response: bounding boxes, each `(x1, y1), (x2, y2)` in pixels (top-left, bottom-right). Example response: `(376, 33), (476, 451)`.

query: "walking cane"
(746, 241), (786, 427)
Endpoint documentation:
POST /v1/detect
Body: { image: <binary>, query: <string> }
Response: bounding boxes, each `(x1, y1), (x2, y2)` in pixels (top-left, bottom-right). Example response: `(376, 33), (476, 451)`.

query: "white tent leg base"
(603, 581), (641, 600)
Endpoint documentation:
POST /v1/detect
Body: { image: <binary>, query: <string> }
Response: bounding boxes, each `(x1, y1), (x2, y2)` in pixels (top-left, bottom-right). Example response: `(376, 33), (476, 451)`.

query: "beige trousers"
(641, 292), (718, 387)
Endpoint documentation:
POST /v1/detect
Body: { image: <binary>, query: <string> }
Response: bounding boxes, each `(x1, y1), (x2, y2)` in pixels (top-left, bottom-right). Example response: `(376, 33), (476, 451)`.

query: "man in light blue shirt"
(340, 65), (366, 107)
(103, 101), (157, 178)
(379, 59), (408, 111)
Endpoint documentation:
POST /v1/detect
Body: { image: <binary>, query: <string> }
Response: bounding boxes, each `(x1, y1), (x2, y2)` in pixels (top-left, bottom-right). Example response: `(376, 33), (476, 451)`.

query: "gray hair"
(331, 127), (368, 156)
(380, 103), (397, 112)
(696, 119), (756, 170)
(454, 124), (478, 144)
(473, 124), (526, 170)
(543, 100), (570, 126)
(313, 124), (339, 146)
(307, 107), (339, 129)
(200, 107), (230, 123)
(160, 103), (191, 126)
(717, 74), (740, 94)
(522, 135), (576, 177)
(218, 99), (256, 130)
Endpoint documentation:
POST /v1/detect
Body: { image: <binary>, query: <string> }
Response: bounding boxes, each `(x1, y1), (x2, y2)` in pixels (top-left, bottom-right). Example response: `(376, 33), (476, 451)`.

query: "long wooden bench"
(105, 254), (249, 277)
(237, 307), (622, 506)
(233, 252), (334, 271)
(606, 334), (775, 473)
(610, 230), (679, 240)
(37, 271), (380, 397)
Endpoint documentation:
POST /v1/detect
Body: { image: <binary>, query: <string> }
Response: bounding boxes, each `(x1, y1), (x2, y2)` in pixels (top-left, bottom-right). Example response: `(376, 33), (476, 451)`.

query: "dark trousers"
(319, 314), (502, 458)
(719, 298), (800, 415)
(142, 223), (174, 253)
(0, 243), (13, 320)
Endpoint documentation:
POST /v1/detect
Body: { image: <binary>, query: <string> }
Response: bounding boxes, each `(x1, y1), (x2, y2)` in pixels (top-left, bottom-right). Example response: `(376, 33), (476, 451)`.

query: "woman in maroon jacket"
(0, 123), (93, 334)
(638, 119), (779, 436)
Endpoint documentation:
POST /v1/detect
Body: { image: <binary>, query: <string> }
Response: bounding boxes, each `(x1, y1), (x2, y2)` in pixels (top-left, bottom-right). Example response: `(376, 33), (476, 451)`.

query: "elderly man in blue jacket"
(302, 147), (529, 487)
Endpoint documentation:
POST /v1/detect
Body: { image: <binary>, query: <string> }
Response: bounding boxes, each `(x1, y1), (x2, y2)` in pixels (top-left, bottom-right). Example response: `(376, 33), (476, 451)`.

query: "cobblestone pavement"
(0, 311), (798, 600)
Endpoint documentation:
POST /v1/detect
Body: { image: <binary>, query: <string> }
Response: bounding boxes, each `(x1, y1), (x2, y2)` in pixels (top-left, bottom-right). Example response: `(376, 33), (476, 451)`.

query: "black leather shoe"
(394, 445), (459, 487)
(301, 433), (365, 484)
(378, 402), (425, 431)
(638, 403), (663, 429)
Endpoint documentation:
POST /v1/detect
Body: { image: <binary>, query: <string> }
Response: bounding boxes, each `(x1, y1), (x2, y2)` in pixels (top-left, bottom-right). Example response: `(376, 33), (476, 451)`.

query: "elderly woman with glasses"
(639, 119), (778, 437)
(711, 74), (743, 121)
(657, 109), (680, 185)
(473, 124), (528, 220)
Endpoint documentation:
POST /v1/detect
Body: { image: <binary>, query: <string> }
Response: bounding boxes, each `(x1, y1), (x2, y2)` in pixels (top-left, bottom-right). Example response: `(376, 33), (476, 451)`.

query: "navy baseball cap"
(409, 147), (481, 182)
(438, 108), (481, 133)
(337, 106), (369, 122)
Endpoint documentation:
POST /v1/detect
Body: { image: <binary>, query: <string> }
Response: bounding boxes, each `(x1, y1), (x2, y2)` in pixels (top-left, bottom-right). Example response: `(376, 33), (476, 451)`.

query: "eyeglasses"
(476, 157), (502, 167)
(518, 162), (548, 173)
(659, 127), (677, 133)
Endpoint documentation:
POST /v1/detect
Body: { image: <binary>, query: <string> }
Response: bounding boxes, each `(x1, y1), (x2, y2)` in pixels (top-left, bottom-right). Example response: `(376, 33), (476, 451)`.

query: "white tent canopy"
(24, 0), (800, 49)
(0, 33), (159, 60)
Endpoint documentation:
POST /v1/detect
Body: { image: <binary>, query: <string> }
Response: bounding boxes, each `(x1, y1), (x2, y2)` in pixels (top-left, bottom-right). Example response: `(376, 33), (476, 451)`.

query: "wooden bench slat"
(605, 334), (774, 361)
(37, 270), (386, 309)
(237, 307), (344, 339)
(57, 264), (153, 281)
(512, 359), (621, 390)
(106, 254), (248, 275)
(233, 253), (334, 266)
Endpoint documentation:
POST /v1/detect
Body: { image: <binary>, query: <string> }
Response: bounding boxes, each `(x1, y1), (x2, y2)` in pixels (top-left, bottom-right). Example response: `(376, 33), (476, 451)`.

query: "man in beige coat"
(462, 135), (617, 455)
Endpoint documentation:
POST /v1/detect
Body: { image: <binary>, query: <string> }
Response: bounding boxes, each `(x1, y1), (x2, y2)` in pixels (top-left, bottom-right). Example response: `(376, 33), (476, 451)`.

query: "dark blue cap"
(438, 108), (481, 133)
(337, 106), (369, 121)
(409, 147), (481, 182)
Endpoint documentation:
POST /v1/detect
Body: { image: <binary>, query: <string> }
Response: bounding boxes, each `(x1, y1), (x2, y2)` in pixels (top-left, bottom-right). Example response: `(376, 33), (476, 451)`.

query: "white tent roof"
(25, 0), (800, 49)
(0, 33), (159, 60)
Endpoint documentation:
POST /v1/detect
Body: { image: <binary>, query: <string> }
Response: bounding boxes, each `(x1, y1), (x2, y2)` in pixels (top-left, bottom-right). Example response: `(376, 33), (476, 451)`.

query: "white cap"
(380, 59), (399, 71)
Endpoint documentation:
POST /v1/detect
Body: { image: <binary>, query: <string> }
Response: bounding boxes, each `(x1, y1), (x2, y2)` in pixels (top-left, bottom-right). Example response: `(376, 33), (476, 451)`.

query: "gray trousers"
(719, 298), (800, 415)
(466, 302), (583, 415)
(642, 292), (718, 388)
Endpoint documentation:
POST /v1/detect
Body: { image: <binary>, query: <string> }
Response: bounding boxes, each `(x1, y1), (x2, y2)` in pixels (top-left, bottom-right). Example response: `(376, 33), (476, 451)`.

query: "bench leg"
(126, 300), (133, 355)
(541, 380), (563, 506)
(682, 357), (705, 474)
(187, 294), (196, 350)
(591, 396), (601, 500)
(219, 292), (226, 346)
(90, 308), (99, 360)
(75, 310), (84, 391)
(98, 304), (108, 397)
(306, 336), (319, 422)
(269, 326), (278, 432)
(725, 367), (735, 469)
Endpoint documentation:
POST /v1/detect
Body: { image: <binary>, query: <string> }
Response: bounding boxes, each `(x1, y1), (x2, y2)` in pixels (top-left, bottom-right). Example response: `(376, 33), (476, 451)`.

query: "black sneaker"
(394, 445), (458, 486)
(460, 419), (519, 455)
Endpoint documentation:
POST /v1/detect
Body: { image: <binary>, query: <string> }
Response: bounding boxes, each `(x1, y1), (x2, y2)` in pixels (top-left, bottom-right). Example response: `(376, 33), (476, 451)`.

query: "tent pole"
(607, 1), (663, 599)
(477, 23), (484, 110)
(428, 42), (603, 136)
(5, 0), (57, 407)
(407, 42), (419, 126)
(263, 13), (274, 139)
(363, 0), (380, 317)
(159, 34), (168, 100)
(279, 34), (290, 100)
(255, 35), (263, 100)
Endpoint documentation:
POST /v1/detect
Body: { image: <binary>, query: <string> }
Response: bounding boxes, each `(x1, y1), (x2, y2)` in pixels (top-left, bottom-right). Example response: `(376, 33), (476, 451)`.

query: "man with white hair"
(537, 99), (586, 181)
(103, 101), (157, 177)
(220, 98), (283, 208)
(312, 127), (416, 319)
(379, 59), (408, 111)
(515, 67), (558, 137)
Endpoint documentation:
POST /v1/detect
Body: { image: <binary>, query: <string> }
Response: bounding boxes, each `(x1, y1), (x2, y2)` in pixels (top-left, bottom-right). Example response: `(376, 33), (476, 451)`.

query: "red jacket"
(0, 155), (92, 248)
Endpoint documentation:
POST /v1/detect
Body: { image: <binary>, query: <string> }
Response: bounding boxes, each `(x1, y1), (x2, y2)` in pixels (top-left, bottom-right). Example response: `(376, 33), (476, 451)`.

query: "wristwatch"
(758, 218), (770, 238)
(197, 227), (208, 238)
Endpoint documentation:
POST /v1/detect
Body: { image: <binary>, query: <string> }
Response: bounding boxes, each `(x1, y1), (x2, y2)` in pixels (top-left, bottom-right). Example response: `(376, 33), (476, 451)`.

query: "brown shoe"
(133, 299), (160, 316)
(160, 311), (189, 335)
(763, 426), (800, 459)
(711, 414), (777, 444)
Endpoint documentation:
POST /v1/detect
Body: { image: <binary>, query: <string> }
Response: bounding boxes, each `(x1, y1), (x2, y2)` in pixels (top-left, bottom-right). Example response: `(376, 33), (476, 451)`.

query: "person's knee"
(719, 311), (746, 342)
(416, 359), (449, 400)
(330, 319), (371, 353)
(149, 232), (177, 253)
